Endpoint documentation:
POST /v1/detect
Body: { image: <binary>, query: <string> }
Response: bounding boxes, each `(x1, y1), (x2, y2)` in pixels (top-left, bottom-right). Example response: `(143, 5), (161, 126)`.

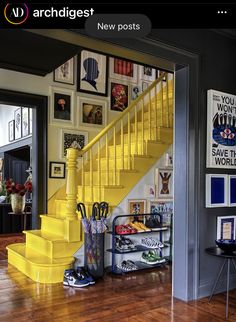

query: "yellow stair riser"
(40, 215), (65, 236)
(55, 199), (67, 218)
(7, 244), (73, 283)
(83, 170), (139, 186)
(25, 233), (82, 259)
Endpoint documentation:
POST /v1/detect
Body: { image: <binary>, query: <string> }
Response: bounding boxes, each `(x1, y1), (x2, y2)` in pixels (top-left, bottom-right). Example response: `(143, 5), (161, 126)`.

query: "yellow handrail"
(79, 73), (167, 156)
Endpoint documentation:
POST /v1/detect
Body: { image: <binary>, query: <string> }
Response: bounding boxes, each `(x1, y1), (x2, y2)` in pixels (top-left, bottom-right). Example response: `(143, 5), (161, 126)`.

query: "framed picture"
(22, 107), (29, 137)
(77, 50), (108, 96)
(49, 162), (66, 179)
(139, 65), (156, 82)
(0, 158), (3, 172)
(110, 81), (129, 112)
(54, 57), (74, 85)
(165, 153), (173, 167)
(157, 69), (166, 81)
(229, 175), (236, 206)
(142, 81), (149, 91)
(128, 199), (146, 222)
(78, 96), (107, 128)
(131, 85), (141, 101)
(61, 129), (88, 159)
(50, 87), (74, 126)
(109, 57), (138, 83)
(205, 174), (228, 208)
(8, 120), (15, 142)
(217, 216), (236, 240)
(148, 200), (173, 214)
(14, 108), (22, 140)
(155, 168), (173, 200)
(29, 108), (32, 134)
(144, 184), (156, 198)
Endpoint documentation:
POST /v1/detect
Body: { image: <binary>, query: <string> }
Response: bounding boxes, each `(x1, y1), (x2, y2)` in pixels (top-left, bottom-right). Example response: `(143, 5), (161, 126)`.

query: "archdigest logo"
(4, 3), (29, 25)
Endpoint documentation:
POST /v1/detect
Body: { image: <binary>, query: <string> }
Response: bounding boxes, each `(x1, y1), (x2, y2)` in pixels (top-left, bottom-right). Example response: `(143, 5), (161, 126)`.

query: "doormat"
(0, 234), (25, 260)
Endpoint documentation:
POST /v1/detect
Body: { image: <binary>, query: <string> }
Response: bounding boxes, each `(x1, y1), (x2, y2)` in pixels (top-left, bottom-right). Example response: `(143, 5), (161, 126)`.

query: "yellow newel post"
(64, 147), (81, 242)
(65, 148), (79, 220)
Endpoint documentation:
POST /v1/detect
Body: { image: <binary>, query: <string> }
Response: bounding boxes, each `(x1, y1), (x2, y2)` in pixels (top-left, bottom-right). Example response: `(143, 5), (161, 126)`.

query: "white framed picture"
(14, 108), (22, 140)
(54, 57), (74, 85)
(205, 174), (228, 208)
(139, 65), (156, 82)
(144, 184), (156, 198)
(78, 96), (107, 128)
(217, 216), (236, 240)
(61, 129), (88, 159)
(22, 107), (29, 137)
(50, 87), (75, 126)
(155, 168), (173, 200)
(109, 57), (138, 83)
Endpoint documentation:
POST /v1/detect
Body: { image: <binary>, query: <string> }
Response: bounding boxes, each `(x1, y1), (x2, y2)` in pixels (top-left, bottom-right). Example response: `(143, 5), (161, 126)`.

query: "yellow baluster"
(128, 112), (131, 169)
(113, 126), (117, 185)
(121, 119), (124, 170)
(106, 133), (109, 185)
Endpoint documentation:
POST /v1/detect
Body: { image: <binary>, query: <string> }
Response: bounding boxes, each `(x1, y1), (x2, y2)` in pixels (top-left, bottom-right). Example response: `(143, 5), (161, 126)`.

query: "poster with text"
(207, 89), (236, 168)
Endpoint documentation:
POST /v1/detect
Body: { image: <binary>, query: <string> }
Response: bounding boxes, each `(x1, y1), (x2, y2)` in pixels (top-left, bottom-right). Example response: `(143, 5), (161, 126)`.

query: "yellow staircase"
(7, 73), (173, 283)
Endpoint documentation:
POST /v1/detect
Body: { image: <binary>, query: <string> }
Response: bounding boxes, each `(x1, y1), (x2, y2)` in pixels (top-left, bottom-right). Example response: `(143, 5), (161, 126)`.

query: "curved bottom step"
(7, 243), (74, 283)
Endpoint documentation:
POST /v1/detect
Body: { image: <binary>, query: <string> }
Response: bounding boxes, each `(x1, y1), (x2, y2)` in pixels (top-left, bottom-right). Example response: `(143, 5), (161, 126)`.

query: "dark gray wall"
(149, 29), (236, 298)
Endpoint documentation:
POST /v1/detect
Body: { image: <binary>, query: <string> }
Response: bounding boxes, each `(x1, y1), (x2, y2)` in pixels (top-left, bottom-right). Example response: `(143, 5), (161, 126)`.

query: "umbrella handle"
(77, 202), (86, 219)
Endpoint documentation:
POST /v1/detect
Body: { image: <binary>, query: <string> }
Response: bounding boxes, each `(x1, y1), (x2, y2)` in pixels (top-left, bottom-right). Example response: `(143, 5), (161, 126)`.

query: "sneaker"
(115, 236), (129, 251)
(141, 237), (164, 249)
(63, 269), (90, 288)
(137, 222), (151, 232)
(141, 251), (166, 265)
(76, 267), (95, 285)
(129, 222), (144, 232)
(116, 260), (138, 272)
(121, 236), (136, 250)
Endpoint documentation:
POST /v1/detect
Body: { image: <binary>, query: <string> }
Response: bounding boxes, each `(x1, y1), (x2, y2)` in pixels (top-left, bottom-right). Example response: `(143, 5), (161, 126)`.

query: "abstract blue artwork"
(206, 174), (228, 207)
(229, 175), (236, 206)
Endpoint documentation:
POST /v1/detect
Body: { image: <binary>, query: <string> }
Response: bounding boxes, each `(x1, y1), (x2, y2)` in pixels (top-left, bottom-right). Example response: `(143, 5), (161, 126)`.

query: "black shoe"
(76, 267), (96, 285)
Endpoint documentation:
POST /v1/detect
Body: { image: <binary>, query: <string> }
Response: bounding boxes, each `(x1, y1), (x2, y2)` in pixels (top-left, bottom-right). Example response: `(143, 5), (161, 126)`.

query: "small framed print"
(14, 108), (22, 140)
(155, 168), (173, 200)
(54, 57), (74, 85)
(217, 216), (236, 240)
(50, 87), (74, 126)
(61, 129), (88, 159)
(78, 96), (107, 128)
(142, 81), (149, 91)
(131, 85), (141, 101)
(109, 57), (138, 83)
(49, 162), (66, 179)
(110, 81), (129, 112)
(157, 70), (166, 81)
(205, 174), (228, 208)
(144, 184), (156, 198)
(128, 199), (146, 222)
(229, 175), (236, 207)
(78, 50), (108, 96)
(22, 107), (29, 137)
(139, 65), (156, 82)
(8, 120), (15, 142)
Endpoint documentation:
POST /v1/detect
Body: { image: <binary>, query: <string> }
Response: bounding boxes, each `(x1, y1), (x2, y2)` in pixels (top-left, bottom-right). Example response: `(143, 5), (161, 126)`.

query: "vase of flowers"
(5, 179), (32, 214)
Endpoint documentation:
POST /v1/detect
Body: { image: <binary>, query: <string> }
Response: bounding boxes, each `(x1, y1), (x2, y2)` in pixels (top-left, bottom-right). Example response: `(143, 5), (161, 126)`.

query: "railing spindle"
(128, 112), (131, 169)
(135, 105), (138, 154)
(160, 80), (164, 127)
(98, 141), (101, 201)
(90, 149), (93, 201)
(106, 133), (109, 185)
(166, 73), (170, 127)
(141, 99), (144, 155)
(121, 119), (124, 170)
(155, 84), (158, 141)
(148, 91), (151, 140)
(82, 155), (85, 203)
(113, 126), (116, 185)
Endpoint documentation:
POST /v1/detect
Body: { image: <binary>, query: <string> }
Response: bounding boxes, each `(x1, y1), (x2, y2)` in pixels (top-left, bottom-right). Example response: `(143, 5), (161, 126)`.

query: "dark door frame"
(0, 89), (48, 229)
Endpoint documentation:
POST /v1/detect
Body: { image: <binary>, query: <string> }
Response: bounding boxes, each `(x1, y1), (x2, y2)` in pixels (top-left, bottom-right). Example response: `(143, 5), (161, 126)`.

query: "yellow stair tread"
(23, 230), (65, 242)
(7, 243), (74, 266)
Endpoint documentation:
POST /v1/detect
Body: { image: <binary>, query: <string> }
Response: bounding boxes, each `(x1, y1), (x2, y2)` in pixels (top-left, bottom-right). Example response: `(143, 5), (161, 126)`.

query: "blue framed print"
(206, 174), (228, 207)
(229, 175), (236, 206)
(217, 216), (236, 240)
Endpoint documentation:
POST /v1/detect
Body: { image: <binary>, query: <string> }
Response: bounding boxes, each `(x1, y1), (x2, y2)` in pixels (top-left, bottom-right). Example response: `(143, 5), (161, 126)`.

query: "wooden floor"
(0, 234), (25, 260)
(0, 261), (236, 321)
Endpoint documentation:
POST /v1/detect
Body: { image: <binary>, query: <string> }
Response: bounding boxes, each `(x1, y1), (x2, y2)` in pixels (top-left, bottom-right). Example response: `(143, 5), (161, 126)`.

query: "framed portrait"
(50, 87), (74, 126)
(54, 57), (74, 85)
(8, 120), (15, 142)
(77, 50), (108, 96)
(14, 108), (22, 140)
(144, 184), (156, 198)
(157, 69), (166, 81)
(61, 129), (88, 159)
(22, 107), (29, 137)
(49, 162), (66, 179)
(155, 168), (173, 200)
(29, 108), (32, 134)
(217, 216), (236, 240)
(78, 96), (107, 128)
(110, 81), (129, 112)
(205, 174), (228, 208)
(109, 57), (138, 83)
(139, 65), (156, 82)
(131, 85), (141, 101)
(128, 199), (146, 222)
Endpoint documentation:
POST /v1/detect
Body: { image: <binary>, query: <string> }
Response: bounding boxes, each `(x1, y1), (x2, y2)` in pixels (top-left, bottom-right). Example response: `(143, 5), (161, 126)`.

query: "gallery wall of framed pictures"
(7, 107), (32, 143)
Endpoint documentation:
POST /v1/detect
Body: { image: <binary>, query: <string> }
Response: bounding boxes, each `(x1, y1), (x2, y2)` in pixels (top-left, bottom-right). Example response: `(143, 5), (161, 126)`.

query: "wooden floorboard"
(0, 261), (235, 321)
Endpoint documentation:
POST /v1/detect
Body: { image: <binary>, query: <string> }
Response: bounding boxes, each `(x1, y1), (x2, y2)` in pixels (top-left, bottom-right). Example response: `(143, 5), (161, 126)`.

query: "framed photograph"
(22, 107), (29, 137)
(49, 162), (66, 179)
(128, 199), (146, 222)
(61, 129), (88, 159)
(155, 168), (173, 200)
(8, 120), (15, 142)
(144, 184), (156, 198)
(148, 200), (173, 214)
(29, 108), (32, 134)
(131, 85), (141, 101)
(109, 57), (138, 83)
(139, 65), (156, 82)
(50, 87), (74, 126)
(77, 50), (108, 96)
(165, 153), (173, 167)
(205, 174), (228, 208)
(54, 57), (74, 85)
(78, 96), (107, 128)
(110, 81), (129, 112)
(157, 69), (166, 81)
(14, 108), (22, 140)
(217, 216), (236, 240)
(142, 81), (149, 91)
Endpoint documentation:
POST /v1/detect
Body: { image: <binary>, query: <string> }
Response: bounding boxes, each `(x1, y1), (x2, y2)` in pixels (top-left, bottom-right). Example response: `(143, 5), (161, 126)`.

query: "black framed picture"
(77, 49), (108, 96)
(110, 82), (129, 112)
(8, 120), (15, 142)
(22, 107), (29, 137)
(14, 108), (22, 140)
(54, 57), (74, 85)
(49, 162), (66, 179)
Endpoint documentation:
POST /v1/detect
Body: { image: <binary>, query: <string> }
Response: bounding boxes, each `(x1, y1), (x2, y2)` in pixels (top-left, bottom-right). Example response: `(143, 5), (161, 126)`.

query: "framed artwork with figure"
(54, 57), (74, 85)
(14, 108), (22, 140)
(110, 81), (129, 112)
(109, 57), (138, 83)
(77, 50), (108, 96)
(50, 87), (74, 126)
(155, 168), (173, 200)
(61, 129), (88, 159)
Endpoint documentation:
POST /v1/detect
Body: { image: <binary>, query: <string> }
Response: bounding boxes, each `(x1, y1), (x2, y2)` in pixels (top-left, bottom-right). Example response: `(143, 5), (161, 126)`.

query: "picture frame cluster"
(8, 107), (32, 143)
